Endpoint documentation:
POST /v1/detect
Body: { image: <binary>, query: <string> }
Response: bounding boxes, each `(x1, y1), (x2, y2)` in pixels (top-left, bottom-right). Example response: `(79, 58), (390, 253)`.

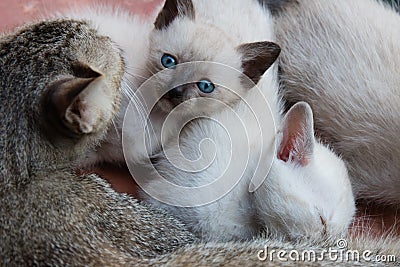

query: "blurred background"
(0, 0), (163, 31)
(0, 0), (398, 32)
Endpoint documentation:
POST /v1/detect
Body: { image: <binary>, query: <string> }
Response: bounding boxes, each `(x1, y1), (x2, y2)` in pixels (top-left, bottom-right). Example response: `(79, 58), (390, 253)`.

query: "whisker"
(120, 68), (163, 158)
(111, 117), (120, 139)
(124, 69), (149, 81)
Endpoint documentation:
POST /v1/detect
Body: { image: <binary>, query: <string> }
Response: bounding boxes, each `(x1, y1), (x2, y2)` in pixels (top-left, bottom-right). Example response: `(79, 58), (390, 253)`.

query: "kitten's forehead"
(151, 18), (236, 64)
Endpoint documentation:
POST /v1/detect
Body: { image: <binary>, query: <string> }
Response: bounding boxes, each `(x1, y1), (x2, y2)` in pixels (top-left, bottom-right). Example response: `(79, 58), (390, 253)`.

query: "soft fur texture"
(122, 0), (355, 242)
(64, 6), (155, 165)
(0, 19), (195, 265)
(77, 1), (281, 166)
(68, 0), (354, 242)
(268, 0), (400, 205)
(2, 1), (399, 266)
(63, 0), (355, 244)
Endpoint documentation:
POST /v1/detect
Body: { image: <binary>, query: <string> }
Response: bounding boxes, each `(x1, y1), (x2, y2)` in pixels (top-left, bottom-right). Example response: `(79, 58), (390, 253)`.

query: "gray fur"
(1, 10), (399, 267)
(0, 19), (195, 265)
(146, 236), (399, 266)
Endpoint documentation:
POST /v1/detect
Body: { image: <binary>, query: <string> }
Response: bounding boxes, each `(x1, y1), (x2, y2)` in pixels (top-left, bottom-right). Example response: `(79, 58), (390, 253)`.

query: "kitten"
(264, 0), (400, 205)
(1, 5), (395, 266)
(129, 0), (355, 242)
(70, 1), (280, 165)
(0, 18), (194, 265)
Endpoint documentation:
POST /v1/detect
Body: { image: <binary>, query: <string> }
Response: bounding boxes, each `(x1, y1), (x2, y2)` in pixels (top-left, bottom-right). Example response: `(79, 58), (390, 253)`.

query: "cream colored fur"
(65, 1), (354, 242)
(136, 0), (355, 241)
(274, 0), (400, 205)
(54, 0), (400, 264)
(63, 6), (156, 164)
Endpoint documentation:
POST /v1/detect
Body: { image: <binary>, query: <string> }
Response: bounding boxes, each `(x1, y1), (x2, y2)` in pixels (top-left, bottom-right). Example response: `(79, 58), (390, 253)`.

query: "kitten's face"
(147, 0), (280, 115)
(149, 21), (244, 114)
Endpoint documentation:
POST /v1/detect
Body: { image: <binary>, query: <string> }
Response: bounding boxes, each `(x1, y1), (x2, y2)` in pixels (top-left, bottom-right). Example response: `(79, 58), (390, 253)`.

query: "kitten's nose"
(167, 87), (184, 100)
(165, 86), (187, 107)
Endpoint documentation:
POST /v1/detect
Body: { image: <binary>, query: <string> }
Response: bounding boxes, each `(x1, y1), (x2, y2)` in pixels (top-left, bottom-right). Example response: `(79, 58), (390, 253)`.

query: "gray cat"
(0, 19), (194, 265)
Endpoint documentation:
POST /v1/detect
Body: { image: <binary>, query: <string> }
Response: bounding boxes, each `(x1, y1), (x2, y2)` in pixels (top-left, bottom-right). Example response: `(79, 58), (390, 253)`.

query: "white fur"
(138, 0), (355, 241)
(65, 1), (355, 241)
(135, 0), (282, 165)
(145, 88), (355, 241)
(274, 0), (400, 204)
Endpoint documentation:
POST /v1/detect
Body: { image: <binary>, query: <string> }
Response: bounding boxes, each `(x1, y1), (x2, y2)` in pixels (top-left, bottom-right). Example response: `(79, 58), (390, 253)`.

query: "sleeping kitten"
(262, 0), (400, 205)
(1, 4), (396, 266)
(127, 0), (355, 241)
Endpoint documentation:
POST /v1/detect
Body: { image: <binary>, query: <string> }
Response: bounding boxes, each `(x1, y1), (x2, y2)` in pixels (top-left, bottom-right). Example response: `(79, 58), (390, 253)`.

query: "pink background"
(0, 0), (162, 32)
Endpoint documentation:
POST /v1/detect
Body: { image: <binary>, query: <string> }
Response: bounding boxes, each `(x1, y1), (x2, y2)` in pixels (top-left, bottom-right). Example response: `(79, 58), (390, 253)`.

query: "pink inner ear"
(278, 139), (292, 163)
(276, 102), (315, 167)
(277, 127), (311, 167)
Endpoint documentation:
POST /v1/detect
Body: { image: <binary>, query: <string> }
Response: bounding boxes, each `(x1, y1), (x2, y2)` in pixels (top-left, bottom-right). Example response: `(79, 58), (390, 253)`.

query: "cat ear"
(45, 63), (110, 136)
(154, 0), (195, 30)
(277, 102), (315, 166)
(237, 41), (281, 85)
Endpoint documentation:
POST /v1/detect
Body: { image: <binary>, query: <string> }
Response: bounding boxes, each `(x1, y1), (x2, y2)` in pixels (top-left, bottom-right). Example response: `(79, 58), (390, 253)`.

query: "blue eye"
(196, 79), (215, 94)
(161, 54), (177, 69)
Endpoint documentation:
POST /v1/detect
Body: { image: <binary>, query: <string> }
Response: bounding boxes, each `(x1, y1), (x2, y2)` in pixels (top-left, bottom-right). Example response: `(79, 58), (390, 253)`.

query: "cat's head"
(38, 21), (125, 165)
(0, 20), (124, 172)
(9, 19), (124, 168)
(266, 102), (355, 237)
(147, 0), (281, 114)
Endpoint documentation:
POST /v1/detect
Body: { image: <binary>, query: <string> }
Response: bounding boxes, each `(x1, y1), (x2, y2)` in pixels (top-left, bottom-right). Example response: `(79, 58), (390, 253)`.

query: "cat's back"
(274, 0), (400, 203)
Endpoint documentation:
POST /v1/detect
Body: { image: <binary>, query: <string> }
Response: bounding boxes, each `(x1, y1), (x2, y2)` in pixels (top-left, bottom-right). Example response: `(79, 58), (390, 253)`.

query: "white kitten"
(270, 0), (400, 205)
(64, 1), (355, 241)
(140, 88), (355, 241)
(130, 0), (355, 241)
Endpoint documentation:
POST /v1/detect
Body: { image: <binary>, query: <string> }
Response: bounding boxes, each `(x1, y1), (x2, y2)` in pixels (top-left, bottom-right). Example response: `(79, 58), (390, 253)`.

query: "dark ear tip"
(268, 41), (281, 59)
(154, 0), (195, 30)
